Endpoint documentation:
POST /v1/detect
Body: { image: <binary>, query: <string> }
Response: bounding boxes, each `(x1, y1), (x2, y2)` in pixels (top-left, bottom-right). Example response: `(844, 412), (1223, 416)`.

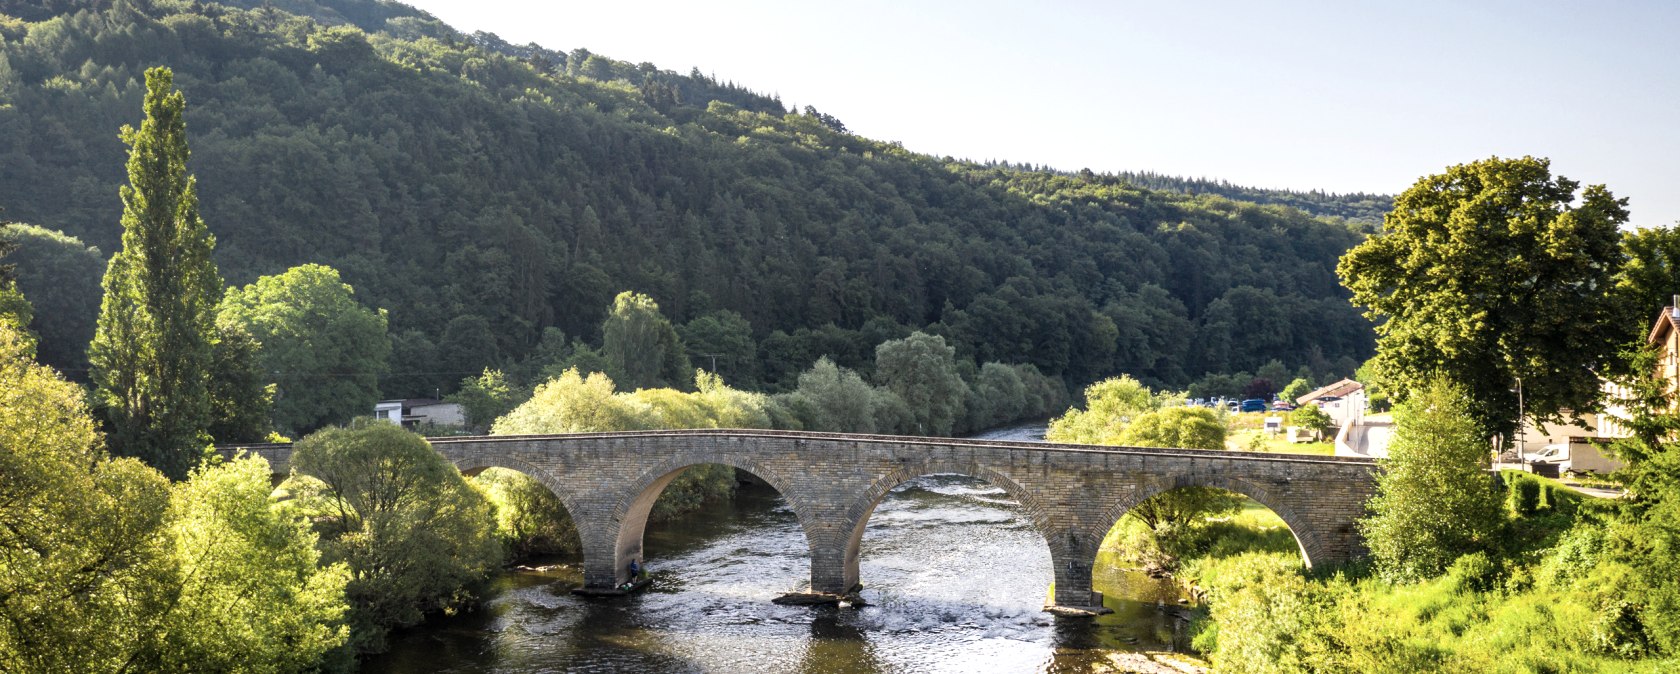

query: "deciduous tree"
(1360, 377), (1504, 582)
(1612, 224), (1680, 368)
(0, 221), (30, 334)
(1, 223), (102, 374)
(218, 264), (389, 435)
(1603, 347), (1680, 652)
(447, 368), (520, 433)
(0, 323), (348, 672)
(205, 323), (275, 443)
(1049, 375), (1167, 445)
(1115, 407), (1242, 535)
(873, 331), (969, 436)
(89, 67), (223, 480)
(601, 290), (690, 390)
(680, 309), (759, 388)
(492, 367), (645, 434)
(287, 422), (502, 652)
(0, 324), (170, 672)
(149, 456), (351, 671)
(1338, 156), (1627, 440)
(792, 356), (877, 432)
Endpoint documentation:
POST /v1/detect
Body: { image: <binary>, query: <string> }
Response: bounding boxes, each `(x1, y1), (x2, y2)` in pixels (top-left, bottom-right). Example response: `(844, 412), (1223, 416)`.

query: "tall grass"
(1176, 477), (1675, 672)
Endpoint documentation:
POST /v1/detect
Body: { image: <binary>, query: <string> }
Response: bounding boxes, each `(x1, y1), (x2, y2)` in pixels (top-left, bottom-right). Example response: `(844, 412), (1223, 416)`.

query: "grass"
(1226, 427), (1335, 456)
(1173, 470), (1675, 673)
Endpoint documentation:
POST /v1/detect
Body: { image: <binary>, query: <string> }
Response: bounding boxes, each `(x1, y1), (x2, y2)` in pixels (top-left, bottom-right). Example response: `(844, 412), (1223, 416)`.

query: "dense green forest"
(0, 0), (1379, 398)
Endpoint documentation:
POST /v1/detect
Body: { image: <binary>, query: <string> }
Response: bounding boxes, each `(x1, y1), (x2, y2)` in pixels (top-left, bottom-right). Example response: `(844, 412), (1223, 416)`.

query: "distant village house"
(374, 398), (464, 429)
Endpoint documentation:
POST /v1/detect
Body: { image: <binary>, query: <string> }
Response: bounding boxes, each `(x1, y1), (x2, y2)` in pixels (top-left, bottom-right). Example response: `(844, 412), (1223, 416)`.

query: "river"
(364, 424), (1198, 673)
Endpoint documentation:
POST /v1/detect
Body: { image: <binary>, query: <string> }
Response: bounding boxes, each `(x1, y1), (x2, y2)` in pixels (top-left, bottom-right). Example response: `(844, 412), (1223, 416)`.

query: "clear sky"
(401, 0), (1680, 226)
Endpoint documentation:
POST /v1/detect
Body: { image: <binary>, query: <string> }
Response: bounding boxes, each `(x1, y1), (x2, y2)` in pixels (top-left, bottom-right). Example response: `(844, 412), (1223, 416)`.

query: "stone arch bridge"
(231, 429), (1377, 612)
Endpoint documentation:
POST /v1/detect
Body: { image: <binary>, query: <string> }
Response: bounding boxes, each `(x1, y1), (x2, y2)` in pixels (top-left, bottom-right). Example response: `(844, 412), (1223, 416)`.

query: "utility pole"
(1516, 376), (1526, 471)
(696, 353), (723, 373)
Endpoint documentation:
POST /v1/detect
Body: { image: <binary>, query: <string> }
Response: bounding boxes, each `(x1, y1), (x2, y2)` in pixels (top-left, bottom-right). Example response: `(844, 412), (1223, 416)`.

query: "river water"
(365, 425), (1196, 673)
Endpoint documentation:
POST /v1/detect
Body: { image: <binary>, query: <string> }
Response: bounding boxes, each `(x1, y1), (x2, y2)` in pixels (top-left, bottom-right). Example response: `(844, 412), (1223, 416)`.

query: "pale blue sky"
(403, 0), (1680, 226)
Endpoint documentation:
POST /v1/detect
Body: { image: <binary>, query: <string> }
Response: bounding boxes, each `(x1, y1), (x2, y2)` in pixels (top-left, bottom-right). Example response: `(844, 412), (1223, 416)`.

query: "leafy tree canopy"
(218, 263), (390, 436)
(1338, 156), (1627, 440)
(0, 323), (348, 672)
(0, 223), (102, 375)
(88, 66), (223, 480)
(1049, 375), (1174, 444)
(1359, 377), (1504, 582)
(286, 421), (501, 653)
(873, 332), (970, 436)
(601, 290), (690, 391)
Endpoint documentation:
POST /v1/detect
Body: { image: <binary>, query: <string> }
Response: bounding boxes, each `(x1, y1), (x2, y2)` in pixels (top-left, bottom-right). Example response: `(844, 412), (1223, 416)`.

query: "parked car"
(1271, 401), (1296, 412)
(1240, 399), (1268, 413)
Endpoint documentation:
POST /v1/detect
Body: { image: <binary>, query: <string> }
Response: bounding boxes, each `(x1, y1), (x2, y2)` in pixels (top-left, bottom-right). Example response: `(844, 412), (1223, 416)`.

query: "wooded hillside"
(0, 0), (1379, 394)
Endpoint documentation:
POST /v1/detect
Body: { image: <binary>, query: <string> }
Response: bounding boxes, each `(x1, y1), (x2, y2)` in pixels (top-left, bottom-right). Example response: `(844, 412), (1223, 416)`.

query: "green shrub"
(287, 422), (502, 653)
(1590, 599), (1652, 658)
(1537, 524), (1606, 589)
(1510, 474), (1542, 516)
(473, 468), (579, 561)
(1196, 552), (1341, 673)
(1447, 551), (1500, 594)
(1360, 378), (1503, 582)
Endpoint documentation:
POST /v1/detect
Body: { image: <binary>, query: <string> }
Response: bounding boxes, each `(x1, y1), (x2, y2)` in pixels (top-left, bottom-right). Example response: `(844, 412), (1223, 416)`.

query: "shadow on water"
(366, 424), (1198, 673)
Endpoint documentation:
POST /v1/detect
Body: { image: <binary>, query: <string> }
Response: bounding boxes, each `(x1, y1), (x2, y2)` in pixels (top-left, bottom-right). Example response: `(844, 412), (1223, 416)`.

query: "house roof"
(1647, 307), (1680, 346)
(1296, 378), (1362, 406)
(377, 398), (447, 407)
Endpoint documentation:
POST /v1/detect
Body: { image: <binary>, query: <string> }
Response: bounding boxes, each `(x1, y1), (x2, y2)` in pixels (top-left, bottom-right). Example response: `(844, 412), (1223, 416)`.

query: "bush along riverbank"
(1167, 466), (1668, 672)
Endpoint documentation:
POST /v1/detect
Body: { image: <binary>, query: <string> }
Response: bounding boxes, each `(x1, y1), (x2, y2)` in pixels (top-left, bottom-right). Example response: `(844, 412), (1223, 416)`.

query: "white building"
(1295, 378), (1367, 428)
(374, 398), (465, 428)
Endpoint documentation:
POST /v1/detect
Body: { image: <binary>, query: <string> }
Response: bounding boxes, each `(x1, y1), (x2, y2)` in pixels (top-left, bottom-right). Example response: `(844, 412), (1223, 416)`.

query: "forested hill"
(0, 0), (1377, 396)
(1106, 171), (1391, 229)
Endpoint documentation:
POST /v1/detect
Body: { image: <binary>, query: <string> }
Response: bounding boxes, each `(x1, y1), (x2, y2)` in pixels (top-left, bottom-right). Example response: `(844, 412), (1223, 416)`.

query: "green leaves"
(873, 332), (970, 437)
(1359, 378), (1503, 583)
(601, 291), (690, 391)
(288, 422), (500, 652)
(1338, 156), (1628, 441)
(152, 457), (351, 671)
(218, 263), (390, 436)
(89, 66), (223, 481)
(0, 323), (348, 672)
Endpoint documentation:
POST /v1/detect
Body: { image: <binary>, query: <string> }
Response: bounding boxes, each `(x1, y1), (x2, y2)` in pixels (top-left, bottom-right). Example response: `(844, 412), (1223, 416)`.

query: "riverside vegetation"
(9, 1), (1680, 673)
(0, 64), (1077, 668)
(1044, 157), (1680, 671)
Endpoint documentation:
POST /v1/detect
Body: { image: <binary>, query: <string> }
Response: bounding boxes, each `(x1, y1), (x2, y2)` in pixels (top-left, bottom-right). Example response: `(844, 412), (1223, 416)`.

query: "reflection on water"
(364, 425), (1195, 673)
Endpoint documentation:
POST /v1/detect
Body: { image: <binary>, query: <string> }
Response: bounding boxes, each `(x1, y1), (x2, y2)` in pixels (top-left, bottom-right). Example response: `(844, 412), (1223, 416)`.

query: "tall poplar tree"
(89, 67), (222, 480)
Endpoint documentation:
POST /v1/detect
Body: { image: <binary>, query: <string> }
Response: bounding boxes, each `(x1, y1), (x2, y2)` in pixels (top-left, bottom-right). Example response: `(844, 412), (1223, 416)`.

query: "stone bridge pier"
(229, 430), (1377, 613)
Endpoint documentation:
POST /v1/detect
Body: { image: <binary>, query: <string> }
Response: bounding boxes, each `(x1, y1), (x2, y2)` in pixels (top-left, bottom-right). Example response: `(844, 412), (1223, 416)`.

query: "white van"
(1523, 442), (1622, 475)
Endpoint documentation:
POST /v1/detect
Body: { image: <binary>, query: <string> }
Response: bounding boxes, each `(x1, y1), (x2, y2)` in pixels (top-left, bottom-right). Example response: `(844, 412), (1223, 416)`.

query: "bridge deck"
(221, 428), (1379, 466)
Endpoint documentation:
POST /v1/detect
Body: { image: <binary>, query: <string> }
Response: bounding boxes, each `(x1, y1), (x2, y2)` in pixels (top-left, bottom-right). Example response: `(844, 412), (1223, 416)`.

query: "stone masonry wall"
(227, 429), (1377, 610)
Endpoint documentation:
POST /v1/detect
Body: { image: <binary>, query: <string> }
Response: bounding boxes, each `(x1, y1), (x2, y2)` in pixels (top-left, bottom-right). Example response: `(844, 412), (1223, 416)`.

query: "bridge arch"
(833, 460), (1062, 595)
(1094, 474), (1322, 569)
(452, 454), (585, 521)
(452, 455), (586, 561)
(605, 451), (818, 589)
